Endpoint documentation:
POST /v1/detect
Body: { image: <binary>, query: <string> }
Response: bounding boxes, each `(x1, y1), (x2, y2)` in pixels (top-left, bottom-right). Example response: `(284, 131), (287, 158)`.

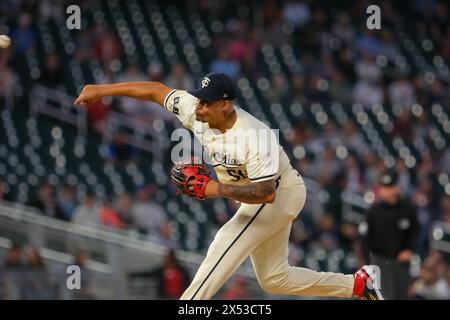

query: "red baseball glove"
(171, 158), (211, 200)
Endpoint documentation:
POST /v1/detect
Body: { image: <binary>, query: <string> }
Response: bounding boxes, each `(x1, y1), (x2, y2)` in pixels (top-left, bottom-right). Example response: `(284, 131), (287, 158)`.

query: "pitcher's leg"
(251, 223), (354, 298)
(182, 179), (310, 300)
(181, 203), (270, 300)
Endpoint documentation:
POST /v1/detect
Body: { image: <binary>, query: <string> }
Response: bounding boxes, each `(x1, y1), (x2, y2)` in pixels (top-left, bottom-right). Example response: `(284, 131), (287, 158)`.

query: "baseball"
(0, 35), (11, 49)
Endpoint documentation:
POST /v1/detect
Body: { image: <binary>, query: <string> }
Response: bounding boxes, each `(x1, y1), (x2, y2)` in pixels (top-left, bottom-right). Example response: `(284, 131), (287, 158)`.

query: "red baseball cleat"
(353, 265), (384, 300)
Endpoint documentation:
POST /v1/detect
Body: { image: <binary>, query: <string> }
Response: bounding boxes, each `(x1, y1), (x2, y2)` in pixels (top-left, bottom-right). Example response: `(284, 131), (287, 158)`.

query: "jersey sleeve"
(163, 89), (197, 130)
(245, 128), (280, 182)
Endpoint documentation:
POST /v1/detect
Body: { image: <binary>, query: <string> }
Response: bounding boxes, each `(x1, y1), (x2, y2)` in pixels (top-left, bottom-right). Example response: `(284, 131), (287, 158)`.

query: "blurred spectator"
(72, 193), (100, 227)
(24, 246), (45, 271)
(281, 0), (311, 27)
(361, 151), (382, 188)
(0, 62), (20, 99)
(335, 47), (357, 83)
(290, 218), (312, 251)
(410, 258), (450, 299)
(355, 30), (383, 56)
(339, 222), (359, 252)
(413, 112), (436, 143)
(94, 30), (122, 63)
(362, 170), (419, 300)
(116, 193), (134, 229)
(128, 249), (190, 299)
(343, 154), (362, 193)
(209, 49), (240, 79)
(28, 183), (65, 220)
(75, 30), (95, 62)
(388, 74), (416, 108)
(223, 276), (250, 299)
(442, 25), (450, 63)
(355, 54), (382, 83)
(117, 64), (149, 118)
(2, 243), (23, 269)
(332, 13), (355, 45)
(58, 184), (77, 222)
(288, 74), (308, 105)
(21, 246), (53, 299)
(0, 178), (13, 202)
(412, 177), (436, 255)
(261, 0), (282, 27)
(147, 62), (164, 82)
(0, 243), (23, 299)
(313, 213), (339, 250)
(341, 120), (367, 156)
(97, 62), (117, 85)
(392, 109), (414, 143)
(131, 187), (167, 235)
(395, 159), (413, 197)
(306, 76), (331, 103)
(107, 131), (138, 166)
(165, 63), (195, 91)
(154, 222), (179, 249)
(352, 80), (385, 107)
(380, 30), (400, 62)
(329, 71), (352, 106)
(323, 120), (339, 146)
(10, 13), (36, 55)
(439, 195), (450, 224)
(86, 98), (111, 135)
(441, 148), (450, 174)
(227, 19), (257, 64)
(314, 145), (341, 187)
(38, 0), (64, 22)
(265, 73), (290, 104)
(39, 53), (64, 88)
(145, 62), (178, 122)
(99, 199), (123, 229)
(416, 152), (435, 181)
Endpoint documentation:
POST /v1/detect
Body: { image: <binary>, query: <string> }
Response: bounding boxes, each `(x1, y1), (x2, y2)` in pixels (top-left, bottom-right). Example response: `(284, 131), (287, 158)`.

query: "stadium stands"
(0, 0), (450, 299)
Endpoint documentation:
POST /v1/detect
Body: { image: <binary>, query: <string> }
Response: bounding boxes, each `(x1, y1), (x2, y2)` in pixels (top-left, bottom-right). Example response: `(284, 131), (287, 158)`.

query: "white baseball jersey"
(163, 89), (294, 185)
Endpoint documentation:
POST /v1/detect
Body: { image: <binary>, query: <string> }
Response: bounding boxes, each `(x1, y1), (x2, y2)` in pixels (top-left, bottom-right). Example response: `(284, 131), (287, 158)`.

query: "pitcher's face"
(194, 99), (226, 123)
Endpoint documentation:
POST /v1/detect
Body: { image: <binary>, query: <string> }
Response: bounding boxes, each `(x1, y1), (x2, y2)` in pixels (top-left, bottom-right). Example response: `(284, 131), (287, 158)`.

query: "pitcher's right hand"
(74, 85), (103, 106)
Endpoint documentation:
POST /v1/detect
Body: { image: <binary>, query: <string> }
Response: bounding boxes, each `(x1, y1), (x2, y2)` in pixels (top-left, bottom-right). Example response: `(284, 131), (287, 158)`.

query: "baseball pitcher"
(74, 72), (383, 300)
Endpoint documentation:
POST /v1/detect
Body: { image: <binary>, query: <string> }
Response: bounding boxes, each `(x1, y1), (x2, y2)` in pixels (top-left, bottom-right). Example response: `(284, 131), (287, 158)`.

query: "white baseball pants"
(180, 170), (355, 300)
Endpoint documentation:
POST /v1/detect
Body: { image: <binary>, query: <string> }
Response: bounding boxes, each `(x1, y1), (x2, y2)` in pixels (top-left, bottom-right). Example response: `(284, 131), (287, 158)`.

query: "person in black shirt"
(362, 170), (419, 300)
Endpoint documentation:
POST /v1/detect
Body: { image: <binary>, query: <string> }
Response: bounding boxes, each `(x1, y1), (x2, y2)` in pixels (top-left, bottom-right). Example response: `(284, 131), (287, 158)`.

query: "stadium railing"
(0, 201), (265, 299)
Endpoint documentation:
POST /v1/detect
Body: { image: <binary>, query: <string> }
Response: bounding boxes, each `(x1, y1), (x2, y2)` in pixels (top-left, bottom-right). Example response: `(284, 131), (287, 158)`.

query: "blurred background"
(0, 0), (450, 300)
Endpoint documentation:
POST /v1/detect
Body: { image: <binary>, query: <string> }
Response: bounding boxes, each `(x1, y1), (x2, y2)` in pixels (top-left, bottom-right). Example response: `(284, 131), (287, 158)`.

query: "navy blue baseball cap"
(380, 170), (398, 187)
(188, 73), (236, 102)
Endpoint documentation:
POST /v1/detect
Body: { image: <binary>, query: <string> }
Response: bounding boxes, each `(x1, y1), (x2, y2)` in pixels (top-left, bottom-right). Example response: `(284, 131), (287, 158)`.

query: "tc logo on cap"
(201, 77), (210, 88)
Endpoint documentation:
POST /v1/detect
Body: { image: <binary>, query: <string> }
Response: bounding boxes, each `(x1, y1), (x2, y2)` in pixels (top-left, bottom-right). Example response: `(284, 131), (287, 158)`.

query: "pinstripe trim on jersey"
(190, 203), (266, 300)
(212, 163), (240, 168)
(190, 179), (281, 300)
(163, 89), (179, 109)
(249, 173), (277, 182)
